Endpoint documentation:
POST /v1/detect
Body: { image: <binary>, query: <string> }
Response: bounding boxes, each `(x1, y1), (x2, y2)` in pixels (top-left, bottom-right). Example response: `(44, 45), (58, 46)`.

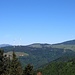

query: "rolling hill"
(39, 55), (75, 75)
(1, 39), (75, 69)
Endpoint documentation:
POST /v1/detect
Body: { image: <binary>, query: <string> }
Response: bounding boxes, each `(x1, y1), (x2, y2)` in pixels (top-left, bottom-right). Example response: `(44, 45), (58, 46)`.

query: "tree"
(23, 64), (34, 75)
(0, 49), (4, 75)
(10, 50), (23, 75)
(0, 49), (10, 75)
(3, 54), (10, 75)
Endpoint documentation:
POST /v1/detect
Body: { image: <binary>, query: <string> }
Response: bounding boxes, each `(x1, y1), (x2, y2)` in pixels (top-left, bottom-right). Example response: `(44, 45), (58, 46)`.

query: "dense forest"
(1, 48), (75, 75)
(2, 44), (75, 69)
(40, 59), (75, 75)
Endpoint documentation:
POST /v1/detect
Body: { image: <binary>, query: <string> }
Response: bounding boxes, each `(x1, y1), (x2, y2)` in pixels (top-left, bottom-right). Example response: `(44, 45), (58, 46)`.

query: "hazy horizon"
(0, 39), (75, 46)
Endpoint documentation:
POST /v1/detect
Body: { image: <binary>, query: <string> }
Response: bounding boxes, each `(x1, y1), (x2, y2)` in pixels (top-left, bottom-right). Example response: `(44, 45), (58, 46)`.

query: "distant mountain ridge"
(0, 44), (11, 47)
(1, 39), (75, 69)
(28, 43), (51, 48)
(28, 39), (75, 48)
(54, 39), (75, 45)
(0, 39), (75, 48)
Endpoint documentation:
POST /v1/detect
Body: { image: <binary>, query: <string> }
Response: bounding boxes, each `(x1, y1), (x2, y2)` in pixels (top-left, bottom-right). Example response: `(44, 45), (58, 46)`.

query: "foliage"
(0, 49), (9, 75)
(2, 46), (73, 69)
(1, 47), (75, 75)
(23, 64), (34, 75)
(40, 59), (75, 75)
(0, 49), (4, 75)
(0, 49), (35, 75)
(10, 50), (23, 75)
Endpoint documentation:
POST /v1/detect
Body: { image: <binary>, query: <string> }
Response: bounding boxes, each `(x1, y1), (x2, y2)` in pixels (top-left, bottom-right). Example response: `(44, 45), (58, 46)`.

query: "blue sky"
(0, 0), (75, 45)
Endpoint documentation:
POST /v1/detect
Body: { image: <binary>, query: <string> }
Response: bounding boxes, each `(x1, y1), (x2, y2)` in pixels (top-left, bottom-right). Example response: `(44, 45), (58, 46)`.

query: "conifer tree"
(23, 64), (33, 75)
(3, 54), (10, 75)
(0, 49), (10, 75)
(0, 49), (4, 75)
(10, 50), (23, 75)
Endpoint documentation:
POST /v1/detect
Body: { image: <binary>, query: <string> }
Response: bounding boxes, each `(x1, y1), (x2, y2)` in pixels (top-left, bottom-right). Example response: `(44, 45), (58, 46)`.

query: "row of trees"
(0, 49), (34, 75)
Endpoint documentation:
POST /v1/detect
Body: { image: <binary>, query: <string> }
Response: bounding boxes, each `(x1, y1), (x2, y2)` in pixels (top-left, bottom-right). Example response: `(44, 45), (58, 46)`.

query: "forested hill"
(40, 57), (75, 75)
(1, 47), (75, 69)
(1, 46), (66, 69)
(1, 39), (75, 69)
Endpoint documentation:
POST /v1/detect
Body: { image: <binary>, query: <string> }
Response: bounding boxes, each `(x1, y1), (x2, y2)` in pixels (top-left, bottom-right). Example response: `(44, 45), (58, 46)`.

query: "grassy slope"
(51, 45), (75, 51)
